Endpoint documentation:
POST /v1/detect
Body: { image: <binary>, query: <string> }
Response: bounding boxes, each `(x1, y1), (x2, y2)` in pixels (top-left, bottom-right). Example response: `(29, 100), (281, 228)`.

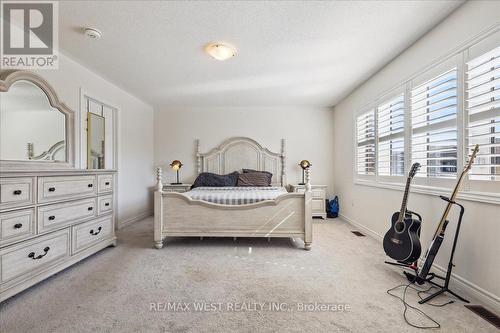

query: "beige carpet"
(0, 217), (494, 332)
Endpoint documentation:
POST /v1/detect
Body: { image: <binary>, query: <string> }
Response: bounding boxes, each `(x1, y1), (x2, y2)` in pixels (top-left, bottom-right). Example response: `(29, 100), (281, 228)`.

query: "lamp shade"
(205, 42), (237, 61)
(299, 160), (312, 169)
(170, 160), (183, 170)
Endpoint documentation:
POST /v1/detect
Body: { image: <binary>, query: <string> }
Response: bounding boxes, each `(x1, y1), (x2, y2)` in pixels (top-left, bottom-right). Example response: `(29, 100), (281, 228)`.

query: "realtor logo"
(1, 1), (58, 69)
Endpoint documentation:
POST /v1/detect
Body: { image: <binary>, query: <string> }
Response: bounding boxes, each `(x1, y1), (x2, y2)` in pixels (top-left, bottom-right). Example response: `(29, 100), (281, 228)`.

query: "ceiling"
(59, 1), (463, 108)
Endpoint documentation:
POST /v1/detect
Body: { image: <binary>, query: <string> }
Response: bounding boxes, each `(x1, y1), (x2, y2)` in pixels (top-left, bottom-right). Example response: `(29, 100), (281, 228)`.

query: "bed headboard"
(195, 137), (286, 187)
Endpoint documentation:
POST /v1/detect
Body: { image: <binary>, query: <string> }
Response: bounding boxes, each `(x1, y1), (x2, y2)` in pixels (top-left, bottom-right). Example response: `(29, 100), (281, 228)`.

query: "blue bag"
(327, 196), (339, 218)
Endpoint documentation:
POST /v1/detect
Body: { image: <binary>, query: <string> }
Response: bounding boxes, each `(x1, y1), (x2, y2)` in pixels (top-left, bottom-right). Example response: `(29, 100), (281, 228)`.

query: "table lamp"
(298, 160), (311, 185)
(170, 160), (183, 185)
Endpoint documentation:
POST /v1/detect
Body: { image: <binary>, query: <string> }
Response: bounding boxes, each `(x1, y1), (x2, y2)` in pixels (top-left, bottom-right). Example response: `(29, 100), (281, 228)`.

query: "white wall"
(332, 1), (500, 311)
(154, 106), (335, 197)
(34, 53), (155, 227)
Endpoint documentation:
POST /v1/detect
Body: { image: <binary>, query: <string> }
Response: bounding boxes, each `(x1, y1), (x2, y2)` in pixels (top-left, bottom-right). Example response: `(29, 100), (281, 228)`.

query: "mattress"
(184, 186), (288, 205)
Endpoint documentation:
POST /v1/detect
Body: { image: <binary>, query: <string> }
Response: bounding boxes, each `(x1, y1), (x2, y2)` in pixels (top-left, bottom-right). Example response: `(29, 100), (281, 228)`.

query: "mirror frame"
(0, 70), (75, 171)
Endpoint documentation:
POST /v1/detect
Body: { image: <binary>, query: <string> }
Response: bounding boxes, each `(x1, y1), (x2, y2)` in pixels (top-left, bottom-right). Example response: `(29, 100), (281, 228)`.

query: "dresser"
(290, 184), (327, 219)
(0, 170), (116, 302)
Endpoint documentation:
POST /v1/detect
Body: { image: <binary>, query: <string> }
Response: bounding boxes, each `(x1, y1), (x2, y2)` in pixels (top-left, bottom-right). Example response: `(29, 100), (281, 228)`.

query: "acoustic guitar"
(417, 144), (480, 280)
(383, 162), (421, 263)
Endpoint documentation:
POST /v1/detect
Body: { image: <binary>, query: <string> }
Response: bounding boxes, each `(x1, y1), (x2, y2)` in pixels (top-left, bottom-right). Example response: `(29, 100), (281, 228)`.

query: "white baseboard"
(339, 213), (500, 314)
(118, 210), (152, 229)
(340, 213), (384, 239)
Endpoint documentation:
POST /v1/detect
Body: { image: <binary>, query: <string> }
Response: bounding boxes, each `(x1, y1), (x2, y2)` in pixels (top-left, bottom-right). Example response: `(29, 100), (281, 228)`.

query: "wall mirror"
(1, 80), (66, 161)
(87, 112), (105, 169)
(0, 71), (75, 170)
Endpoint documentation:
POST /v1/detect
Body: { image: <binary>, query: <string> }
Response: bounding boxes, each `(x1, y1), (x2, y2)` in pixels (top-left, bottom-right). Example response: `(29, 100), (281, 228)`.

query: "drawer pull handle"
(13, 190), (22, 195)
(48, 187), (56, 192)
(28, 247), (50, 260)
(105, 182), (110, 186)
(88, 206), (93, 211)
(104, 202), (110, 207)
(48, 215), (55, 221)
(90, 227), (102, 236)
(14, 223), (23, 229)
(88, 184), (93, 188)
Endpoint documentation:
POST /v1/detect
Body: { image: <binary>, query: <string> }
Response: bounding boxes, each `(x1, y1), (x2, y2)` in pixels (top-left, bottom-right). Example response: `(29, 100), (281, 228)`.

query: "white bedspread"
(184, 186), (288, 205)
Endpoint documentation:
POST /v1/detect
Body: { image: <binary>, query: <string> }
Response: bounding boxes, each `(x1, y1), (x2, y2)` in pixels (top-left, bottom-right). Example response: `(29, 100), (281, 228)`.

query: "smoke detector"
(84, 27), (102, 40)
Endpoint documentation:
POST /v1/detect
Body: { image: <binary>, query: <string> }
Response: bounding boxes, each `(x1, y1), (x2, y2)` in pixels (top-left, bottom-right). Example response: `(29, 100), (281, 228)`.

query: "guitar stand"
(403, 196), (469, 304)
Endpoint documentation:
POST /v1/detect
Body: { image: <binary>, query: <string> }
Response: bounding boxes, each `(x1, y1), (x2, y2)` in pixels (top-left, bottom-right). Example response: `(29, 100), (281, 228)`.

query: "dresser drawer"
(37, 198), (97, 233)
(0, 229), (70, 283)
(38, 176), (96, 203)
(0, 178), (34, 210)
(0, 208), (36, 246)
(97, 174), (113, 194)
(97, 195), (113, 215)
(72, 216), (113, 254)
(312, 189), (325, 199)
(312, 198), (325, 212)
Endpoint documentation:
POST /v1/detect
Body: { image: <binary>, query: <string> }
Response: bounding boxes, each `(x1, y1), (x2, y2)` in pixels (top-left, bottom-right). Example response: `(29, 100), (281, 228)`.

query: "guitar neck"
(398, 176), (412, 220)
(432, 169), (468, 239)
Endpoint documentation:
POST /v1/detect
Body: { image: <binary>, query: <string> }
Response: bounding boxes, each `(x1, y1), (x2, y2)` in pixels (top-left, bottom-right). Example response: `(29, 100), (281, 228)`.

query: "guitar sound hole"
(395, 222), (405, 232)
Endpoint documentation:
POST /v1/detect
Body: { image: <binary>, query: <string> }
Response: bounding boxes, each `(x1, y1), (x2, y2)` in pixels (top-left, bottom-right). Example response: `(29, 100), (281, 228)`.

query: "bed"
(153, 137), (313, 250)
(184, 186), (288, 205)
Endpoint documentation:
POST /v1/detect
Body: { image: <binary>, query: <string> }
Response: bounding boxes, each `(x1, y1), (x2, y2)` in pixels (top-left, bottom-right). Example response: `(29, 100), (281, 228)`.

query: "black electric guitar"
(417, 144), (480, 281)
(383, 162), (421, 263)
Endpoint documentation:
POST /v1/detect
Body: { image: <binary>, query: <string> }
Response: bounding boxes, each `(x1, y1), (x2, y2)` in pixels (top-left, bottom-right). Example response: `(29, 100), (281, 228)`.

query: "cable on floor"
(386, 282), (454, 329)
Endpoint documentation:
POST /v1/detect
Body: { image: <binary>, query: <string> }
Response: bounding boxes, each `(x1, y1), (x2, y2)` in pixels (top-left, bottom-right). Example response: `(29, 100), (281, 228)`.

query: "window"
(411, 69), (458, 178)
(354, 31), (500, 200)
(356, 110), (375, 175)
(377, 94), (405, 176)
(466, 46), (500, 181)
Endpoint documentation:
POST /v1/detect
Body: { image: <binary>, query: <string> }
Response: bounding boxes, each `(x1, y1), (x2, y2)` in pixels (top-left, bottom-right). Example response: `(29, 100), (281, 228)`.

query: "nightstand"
(290, 184), (327, 219)
(162, 183), (192, 193)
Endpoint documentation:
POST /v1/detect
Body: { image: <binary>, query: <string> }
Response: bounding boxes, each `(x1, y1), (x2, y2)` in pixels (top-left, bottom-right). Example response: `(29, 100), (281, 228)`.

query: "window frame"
(354, 107), (376, 180)
(409, 56), (463, 189)
(376, 88), (407, 183)
(353, 27), (500, 205)
(464, 34), (500, 194)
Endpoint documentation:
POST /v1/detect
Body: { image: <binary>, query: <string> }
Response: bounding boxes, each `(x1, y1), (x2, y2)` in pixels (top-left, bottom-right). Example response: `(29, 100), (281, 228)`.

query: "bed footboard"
(154, 168), (313, 250)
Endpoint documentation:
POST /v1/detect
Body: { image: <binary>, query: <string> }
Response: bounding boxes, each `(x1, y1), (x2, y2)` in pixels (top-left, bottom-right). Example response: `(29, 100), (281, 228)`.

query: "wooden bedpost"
(154, 167), (164, 249)
(196, 139), (202, 175)
(281, 138), (286, 186)
(156, 167), (163, 191)
(304, 167), (312, 250)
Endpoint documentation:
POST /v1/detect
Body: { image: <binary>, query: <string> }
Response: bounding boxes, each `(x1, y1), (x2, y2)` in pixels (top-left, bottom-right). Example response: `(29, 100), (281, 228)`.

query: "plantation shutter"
(377, 94), (405, 176)
(466, 46), (500, 181)
(356, 110), (375, 175)
(411, 69), (458, 178)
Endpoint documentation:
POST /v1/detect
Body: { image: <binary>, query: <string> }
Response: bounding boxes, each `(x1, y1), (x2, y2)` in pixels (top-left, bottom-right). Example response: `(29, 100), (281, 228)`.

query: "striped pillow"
(242, 169), (273, 186)
(237, 172), (270, 187)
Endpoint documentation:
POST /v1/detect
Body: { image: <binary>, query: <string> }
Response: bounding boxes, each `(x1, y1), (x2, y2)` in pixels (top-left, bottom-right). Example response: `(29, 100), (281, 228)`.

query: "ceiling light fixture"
(84, 27), (102, 40)
(205, 42), (237, 61)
